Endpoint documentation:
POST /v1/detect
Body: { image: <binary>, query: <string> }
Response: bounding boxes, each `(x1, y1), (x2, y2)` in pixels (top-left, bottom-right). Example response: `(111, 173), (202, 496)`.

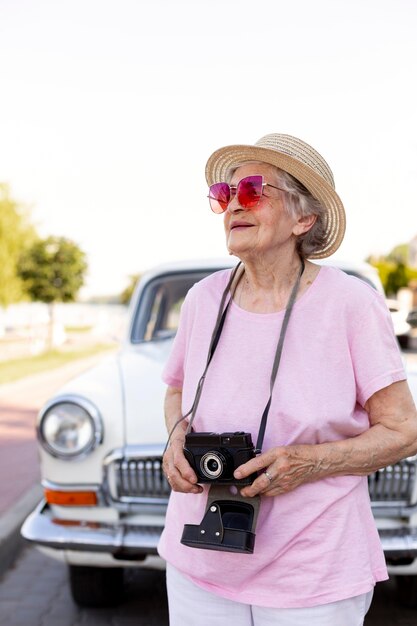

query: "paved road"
(0, 546), (417, 626)
(0, 547), (168, 626)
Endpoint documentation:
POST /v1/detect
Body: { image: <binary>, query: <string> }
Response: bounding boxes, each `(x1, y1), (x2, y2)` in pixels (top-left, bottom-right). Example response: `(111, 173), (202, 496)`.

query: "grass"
(0, 344), (117, 384)
(64, 325), (94, 333)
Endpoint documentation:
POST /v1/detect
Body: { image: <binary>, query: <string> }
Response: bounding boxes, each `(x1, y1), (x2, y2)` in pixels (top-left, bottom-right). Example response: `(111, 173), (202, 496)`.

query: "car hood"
(118, 341), (174, 446)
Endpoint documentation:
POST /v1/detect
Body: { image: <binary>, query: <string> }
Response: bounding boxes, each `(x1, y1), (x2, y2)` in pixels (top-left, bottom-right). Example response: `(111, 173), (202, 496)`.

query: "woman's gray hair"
(227, 164), (327, 259)
(273, 169), (327, 259)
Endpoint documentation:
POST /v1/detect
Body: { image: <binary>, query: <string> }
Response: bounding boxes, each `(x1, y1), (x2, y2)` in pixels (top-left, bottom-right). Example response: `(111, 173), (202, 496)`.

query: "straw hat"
(205, 133), (346, 259)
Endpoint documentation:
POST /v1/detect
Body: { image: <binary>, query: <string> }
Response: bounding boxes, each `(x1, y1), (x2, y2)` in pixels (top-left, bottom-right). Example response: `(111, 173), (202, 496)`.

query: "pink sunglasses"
(208, 175), (285, 214)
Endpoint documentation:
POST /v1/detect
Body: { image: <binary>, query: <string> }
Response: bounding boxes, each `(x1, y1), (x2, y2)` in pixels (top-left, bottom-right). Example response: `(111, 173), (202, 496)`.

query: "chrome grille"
(368, 461), (416, 503)
(106, 449), (416, 508)
(113, 455), (170, 501)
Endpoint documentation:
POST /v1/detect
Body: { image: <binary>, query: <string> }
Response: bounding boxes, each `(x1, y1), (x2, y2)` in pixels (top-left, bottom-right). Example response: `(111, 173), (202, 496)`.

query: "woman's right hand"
(163, 437), (204, 494)
(163, 386), (203, 494)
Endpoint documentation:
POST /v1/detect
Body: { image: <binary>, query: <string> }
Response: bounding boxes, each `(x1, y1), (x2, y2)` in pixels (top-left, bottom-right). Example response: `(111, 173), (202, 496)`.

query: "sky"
(0, 0), (416, 298)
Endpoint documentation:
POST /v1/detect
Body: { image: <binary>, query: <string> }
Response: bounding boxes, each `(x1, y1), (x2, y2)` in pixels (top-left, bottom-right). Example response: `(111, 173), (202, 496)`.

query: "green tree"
(385, 262), (409, 296)
(368, 256), (417, 296)
(0, 184), (36, 307)
(387, 243), (409, 265)
(120, 273), (141, 305)
(367, 258), (396, 292)
(18, 236), (88, 348)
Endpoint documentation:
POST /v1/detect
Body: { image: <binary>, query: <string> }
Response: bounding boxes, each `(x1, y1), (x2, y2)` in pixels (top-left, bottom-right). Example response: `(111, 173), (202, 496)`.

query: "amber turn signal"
(44, 489), (97, 506)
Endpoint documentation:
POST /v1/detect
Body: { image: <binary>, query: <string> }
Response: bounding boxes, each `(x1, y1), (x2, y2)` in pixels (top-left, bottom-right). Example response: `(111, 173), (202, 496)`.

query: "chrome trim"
(22, 500), (417, 563)
(105, 444), (166, 462)
(103, 446), (170, 509)
(368, 461), (417, 504)
(102, 448), (417, 511)
(379, 528), (417, 560)
(372, 502), (417, 517)
(41, 479), (107, 507)
(21, 500), (162, 555)
(37, 394), (104, 461)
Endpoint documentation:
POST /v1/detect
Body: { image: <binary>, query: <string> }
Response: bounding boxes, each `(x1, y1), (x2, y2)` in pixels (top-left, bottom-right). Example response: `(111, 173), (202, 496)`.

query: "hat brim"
(205, 144), (346, 259)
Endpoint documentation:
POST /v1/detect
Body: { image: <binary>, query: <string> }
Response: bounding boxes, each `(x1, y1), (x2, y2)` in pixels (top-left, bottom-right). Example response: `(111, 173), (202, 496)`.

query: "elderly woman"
(158, 134), (417, 625)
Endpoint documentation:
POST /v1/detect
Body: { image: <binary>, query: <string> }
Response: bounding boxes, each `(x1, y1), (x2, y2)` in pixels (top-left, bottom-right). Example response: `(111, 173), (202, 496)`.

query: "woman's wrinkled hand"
(162, 438), (204, 494)
(234, 445), (320, 498)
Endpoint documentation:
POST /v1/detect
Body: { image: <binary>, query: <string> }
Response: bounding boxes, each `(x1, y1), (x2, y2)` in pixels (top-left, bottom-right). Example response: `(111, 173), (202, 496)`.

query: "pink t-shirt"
(158, 265), (406, 608)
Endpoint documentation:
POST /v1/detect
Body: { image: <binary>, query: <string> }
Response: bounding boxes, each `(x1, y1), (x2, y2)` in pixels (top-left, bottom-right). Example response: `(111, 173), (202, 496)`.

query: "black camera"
(181, 431), (260, 553)
(183, 431), (257, 486)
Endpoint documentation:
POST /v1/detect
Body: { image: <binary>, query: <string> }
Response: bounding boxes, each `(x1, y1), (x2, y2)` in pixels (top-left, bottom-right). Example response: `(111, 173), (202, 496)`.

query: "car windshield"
(130, 270), (213, 343)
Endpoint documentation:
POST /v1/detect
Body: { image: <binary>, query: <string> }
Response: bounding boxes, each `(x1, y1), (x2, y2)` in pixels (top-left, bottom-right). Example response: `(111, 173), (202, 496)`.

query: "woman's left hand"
(234, 445), (319, 497)
(234, 382), (417, 498)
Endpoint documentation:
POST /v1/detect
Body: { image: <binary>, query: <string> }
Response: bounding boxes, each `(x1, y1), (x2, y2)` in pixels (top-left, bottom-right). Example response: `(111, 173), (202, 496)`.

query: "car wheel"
(395, 575), (417, 608)
(69, 565), (125, 607)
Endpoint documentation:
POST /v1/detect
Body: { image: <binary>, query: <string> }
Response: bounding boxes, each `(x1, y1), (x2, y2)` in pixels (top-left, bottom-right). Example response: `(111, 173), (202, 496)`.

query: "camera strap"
(186, 258), (305, 453)
(185, 262), (244, 433)
(255, 257), (305, 452)
(164, 263), (244, 453)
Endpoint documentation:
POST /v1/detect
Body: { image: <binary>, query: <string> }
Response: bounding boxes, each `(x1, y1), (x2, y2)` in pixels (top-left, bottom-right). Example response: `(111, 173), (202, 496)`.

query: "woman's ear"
(292, 214), (317, 236)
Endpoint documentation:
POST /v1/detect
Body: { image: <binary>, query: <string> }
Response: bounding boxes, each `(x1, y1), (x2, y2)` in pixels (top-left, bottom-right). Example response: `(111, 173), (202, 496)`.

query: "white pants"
(166, 564), (374, 626)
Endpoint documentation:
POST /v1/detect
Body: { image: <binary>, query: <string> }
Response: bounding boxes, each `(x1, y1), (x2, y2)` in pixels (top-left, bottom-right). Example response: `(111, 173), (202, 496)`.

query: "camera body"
(183, 431), (257, 486)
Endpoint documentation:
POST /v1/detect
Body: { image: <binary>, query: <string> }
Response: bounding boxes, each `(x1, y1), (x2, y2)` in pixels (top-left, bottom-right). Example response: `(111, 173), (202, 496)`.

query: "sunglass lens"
(209, 182), (230, 214)
(237, 176), (263, 208)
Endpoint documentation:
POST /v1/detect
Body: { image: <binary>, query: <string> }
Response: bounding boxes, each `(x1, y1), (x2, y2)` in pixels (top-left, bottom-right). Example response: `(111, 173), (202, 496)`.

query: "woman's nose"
(227, 192), (244, 213)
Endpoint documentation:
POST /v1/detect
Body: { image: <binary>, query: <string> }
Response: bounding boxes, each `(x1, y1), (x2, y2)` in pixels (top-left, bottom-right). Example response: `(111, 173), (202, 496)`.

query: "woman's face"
(224, 163), (304, 260)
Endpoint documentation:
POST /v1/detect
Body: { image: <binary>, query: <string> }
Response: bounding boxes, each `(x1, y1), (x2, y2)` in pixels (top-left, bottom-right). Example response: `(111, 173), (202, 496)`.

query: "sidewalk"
(0, 351), (117, 577)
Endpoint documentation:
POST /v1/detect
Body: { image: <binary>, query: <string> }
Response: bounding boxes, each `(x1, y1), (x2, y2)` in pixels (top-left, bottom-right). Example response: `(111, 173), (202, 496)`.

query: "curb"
(0, 484), (43, 579)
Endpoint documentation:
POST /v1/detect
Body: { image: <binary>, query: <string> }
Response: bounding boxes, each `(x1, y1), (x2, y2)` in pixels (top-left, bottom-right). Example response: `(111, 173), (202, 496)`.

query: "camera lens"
(207, 458), (219, 472)
(201, 452), (225, 479)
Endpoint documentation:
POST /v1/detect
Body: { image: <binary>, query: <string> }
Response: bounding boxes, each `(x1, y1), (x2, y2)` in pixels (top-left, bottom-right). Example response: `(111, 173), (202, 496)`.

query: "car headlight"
(37, 395), (103, 460)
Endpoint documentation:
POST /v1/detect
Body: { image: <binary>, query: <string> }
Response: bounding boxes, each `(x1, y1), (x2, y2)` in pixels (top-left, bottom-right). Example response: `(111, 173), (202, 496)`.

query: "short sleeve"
(161, 288), (194, 389)
(348, 292), (406, 407)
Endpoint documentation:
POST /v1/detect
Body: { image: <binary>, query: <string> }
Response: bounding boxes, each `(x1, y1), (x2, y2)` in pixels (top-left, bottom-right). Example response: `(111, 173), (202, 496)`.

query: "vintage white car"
(22, 259), (417, 608)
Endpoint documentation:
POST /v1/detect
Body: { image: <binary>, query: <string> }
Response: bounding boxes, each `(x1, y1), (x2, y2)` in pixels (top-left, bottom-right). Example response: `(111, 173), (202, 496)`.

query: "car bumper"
(21, 501), (417, 566)
(21, 500), (163, 558)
